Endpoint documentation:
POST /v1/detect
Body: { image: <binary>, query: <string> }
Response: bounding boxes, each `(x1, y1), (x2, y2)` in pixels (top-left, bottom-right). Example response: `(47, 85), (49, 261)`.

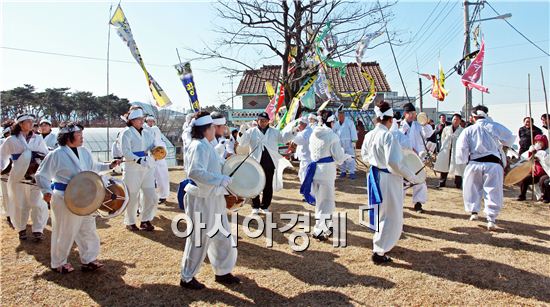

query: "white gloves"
(221, 175), (232, 187)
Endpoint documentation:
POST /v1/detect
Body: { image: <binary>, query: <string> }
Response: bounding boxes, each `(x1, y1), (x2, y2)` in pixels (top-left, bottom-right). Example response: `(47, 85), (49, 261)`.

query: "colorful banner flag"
(265, 81), (275, 99)
(361, 71), (376, 109)
(315, 22), (347, 76)
(355, 31), (383, 67)
(277, 75), (317, 130)
(420, 73), (448, 101)
(461, 40), (489, 93)
(175, 62), (200, 112)
(109, 5), (172, 108)
(265, 83), (285, 121)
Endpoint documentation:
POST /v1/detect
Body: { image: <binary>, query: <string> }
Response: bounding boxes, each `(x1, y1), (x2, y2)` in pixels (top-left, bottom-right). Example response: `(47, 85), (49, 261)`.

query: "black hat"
(403, 103), (416, 112)
(257, 112), (269, 120)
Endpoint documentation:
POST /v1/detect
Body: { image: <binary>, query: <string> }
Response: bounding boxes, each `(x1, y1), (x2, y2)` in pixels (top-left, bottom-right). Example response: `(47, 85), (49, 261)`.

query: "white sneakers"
(469, 213), (479, 221)
(487, 221), (497, 231)
(259, 208), (269, 214)
(250, 208), (260, 215)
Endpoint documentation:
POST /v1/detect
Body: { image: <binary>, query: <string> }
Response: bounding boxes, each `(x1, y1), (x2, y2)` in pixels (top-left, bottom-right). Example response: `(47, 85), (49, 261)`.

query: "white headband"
(190, 115), (213, 127)
(300, 116), (309, 124)
(16, 114), (35, 123)
(471, 110), (487, 118)
(59, 125), (82, 134)
(128, 109), (145, 120)
(326, 115), (335, 123)
(308, 114), (317, 120)
(2, 127), (10, 135)
(374, 106), (394, 119)
(146, 115), (156, 122)
(212, 117), (226, 126)
(39, 119), (52, 125)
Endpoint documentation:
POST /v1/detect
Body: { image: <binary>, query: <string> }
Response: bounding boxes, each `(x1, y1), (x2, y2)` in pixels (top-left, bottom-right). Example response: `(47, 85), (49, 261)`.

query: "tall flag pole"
(106, 3), (113, 160)
(109, 4), (172, 108)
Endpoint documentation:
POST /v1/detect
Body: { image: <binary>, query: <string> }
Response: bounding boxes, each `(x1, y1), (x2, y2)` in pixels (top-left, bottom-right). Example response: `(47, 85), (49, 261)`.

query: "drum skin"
(222, 154), (266, 198)
(402, 149), (427, 183)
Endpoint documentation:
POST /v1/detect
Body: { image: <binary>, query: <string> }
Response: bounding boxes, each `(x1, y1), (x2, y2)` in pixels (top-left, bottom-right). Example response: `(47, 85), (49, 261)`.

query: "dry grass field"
(1, 163), (549, 306)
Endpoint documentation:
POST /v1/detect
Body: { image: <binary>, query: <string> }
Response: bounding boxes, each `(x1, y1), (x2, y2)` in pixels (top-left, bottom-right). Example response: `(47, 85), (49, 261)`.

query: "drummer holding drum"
(35, 121), (120, 273)
(0, 114), (49, 241)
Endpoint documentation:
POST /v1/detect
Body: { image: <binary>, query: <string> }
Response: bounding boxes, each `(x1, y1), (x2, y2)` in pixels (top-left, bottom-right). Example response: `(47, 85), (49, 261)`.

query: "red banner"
(461, 40), (489, 93)
(265, 84), (285, 121)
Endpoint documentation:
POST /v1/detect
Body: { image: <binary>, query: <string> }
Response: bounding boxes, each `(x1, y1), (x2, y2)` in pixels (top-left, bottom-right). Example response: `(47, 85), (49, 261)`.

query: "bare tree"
(189, 0), (396, 107)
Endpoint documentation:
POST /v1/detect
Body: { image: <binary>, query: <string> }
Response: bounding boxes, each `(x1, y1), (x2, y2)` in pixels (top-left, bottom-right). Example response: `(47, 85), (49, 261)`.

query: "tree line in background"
(1, 84), (131, 126)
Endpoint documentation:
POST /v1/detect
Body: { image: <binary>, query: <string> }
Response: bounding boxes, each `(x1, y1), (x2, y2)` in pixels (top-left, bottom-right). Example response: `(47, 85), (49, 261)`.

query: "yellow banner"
(110, 5), (172, 108)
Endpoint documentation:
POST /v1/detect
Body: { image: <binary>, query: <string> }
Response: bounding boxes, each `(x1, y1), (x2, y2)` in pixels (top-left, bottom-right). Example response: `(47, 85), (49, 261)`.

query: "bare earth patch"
(1, 163), (549, 306)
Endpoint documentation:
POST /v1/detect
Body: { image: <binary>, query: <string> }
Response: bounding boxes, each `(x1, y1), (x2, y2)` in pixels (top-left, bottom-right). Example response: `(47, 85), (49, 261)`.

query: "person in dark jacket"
(518, 117), (543, 156)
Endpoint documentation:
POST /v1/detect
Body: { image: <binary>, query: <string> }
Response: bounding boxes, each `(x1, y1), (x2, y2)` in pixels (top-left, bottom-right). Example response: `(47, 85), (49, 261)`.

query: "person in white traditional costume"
(210, 111), (232, 160)
(35, 122), (120, 274)
(434, 113), (465, 188)
(292, 115), (313, 184)
(301, 110), (351, 241)
(399, 102), (434, 212)
(179, 111), (239, 290)
(0, 120), (14, 228)
(456, 105), (515, 230)
(361, 101), (422, 264)
(120, 106), (161, 231)
(334, 110), (358, 179)
(145, 115), (170, 205)
(237, 112), (295, 215)
(181, 113), (194, 157)
(0, 114), (49, 241)
(308, 113), (318, 128)
(39, 118), (57, 150)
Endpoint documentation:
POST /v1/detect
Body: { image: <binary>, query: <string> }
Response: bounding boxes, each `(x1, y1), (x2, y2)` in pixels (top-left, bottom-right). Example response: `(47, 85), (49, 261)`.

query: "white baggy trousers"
(123, 162), (157, 225)
(180, 193), (237, 282)
(372, 172), (404, 255)
(50, 193), (100, 268)
(311, 179), (335, 236)
(463, 161), (504, 223)
(8, 179), (48, 232)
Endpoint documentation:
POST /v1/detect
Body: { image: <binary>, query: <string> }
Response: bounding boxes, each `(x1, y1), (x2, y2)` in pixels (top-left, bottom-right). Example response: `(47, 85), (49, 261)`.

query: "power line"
(485, 1), (550, 57)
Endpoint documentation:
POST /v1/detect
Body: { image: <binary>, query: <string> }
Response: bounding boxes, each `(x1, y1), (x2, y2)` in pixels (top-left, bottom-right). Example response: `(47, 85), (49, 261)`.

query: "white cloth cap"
(190, 115), (213, 127)
(212, 117), (226, 126)
(16, 114), (36, 124)
(39, 118), (52, 125)
(374, 106), (394, 119)
(128, 109), (145, 120)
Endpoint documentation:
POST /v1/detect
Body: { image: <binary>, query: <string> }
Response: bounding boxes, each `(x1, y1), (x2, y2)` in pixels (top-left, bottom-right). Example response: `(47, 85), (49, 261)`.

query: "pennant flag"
(355, 32), (383, 67)
(109, 5), (172, 108)
(420, 73), (448, 101)
(461, 40), (489, 93)
(315, 22), (347, 76)
(265, 81), (275, 99)
(175, 62), (200, 112)
(439, 62), (446, 89)
(455, 50), (480, 75)
(361, 71), (377, 109)
(265, 83), (285, 121)
(277, 75), (317, 130)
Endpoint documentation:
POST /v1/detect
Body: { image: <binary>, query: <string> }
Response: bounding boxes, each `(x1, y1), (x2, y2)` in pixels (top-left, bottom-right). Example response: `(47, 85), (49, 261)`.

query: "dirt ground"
(1, 162), (549, 306)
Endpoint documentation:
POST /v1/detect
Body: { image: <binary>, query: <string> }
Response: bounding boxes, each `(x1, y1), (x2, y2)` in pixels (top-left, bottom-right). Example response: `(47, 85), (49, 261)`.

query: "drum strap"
(300, 156), (335, 205)
(51, 182), (68, 191)
(11, 154), (21, 161)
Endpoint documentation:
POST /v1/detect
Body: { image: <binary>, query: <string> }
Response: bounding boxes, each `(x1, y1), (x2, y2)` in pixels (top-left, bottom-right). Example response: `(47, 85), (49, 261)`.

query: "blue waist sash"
(366, 166), (389, 231)
(177, 179), (196, 211)
(12, 154), (21, 160)
(299, 156), (335, 205)
(133, 151), (146, 157)
(51, 182), (68, 191)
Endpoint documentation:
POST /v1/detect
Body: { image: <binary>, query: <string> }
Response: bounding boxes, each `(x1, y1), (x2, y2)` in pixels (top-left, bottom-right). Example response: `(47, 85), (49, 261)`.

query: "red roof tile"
(235, 62), (391, 95)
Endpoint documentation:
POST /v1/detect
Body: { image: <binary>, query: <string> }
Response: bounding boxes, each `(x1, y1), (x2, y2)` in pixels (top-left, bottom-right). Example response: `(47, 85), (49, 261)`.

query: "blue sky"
(1, 0), (549, 115)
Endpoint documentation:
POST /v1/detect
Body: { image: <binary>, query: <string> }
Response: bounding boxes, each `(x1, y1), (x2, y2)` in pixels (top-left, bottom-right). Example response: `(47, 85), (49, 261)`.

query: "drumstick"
(415, 164), (426, 176)
(228, 142), (261, 177)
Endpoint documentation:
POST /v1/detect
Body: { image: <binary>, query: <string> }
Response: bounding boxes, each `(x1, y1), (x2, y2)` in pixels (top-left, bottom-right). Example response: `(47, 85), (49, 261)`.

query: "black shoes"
(126, 224), (140, 232)
(180, 278), (206, 290)
(516, 195), (526, 201)
(414, 202), (424, 213)
(215, 273), (241, 285)
(158, 198), (166, 204)
(18, 230), (27, 240)
(372, 253), (393, 264)
(32, 232), (44, 242)
(140, 221), (155, 231)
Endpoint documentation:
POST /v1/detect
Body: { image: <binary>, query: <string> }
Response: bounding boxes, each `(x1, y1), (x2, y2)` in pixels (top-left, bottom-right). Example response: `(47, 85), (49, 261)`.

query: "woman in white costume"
(145, 115), (170, 205)
(120, 106), (160, 231)
(0, 121), (14, 227)
(301, 110), (351, 241)
(39, 118), (57, 150)
(362, 102), (422, 264)
(433, 113), (465, 188)
(0, 114), (49, 241)
(35, 122), (119, 273)
(180, 111), (239, 290)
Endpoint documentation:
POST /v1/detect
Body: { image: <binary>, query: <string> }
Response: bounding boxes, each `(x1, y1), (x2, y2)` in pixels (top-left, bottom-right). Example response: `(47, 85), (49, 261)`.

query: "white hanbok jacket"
(434, 125), (466, 176)
(237, 126), (294, 192)
(309, 125), (350, 182)
(400, 121), (434, 154)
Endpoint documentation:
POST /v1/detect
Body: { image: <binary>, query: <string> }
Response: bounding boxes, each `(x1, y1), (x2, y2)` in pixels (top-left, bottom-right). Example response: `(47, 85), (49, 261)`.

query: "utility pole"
(418, 77), (423, 112)
(463, 0), (472, 117)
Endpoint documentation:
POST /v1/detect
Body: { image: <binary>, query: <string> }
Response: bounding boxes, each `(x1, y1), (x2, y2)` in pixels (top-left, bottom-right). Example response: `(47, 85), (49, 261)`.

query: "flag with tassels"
(461, 40), (489, 93)
(175, 62), (200, 112)
(109, 5), (172, 108)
